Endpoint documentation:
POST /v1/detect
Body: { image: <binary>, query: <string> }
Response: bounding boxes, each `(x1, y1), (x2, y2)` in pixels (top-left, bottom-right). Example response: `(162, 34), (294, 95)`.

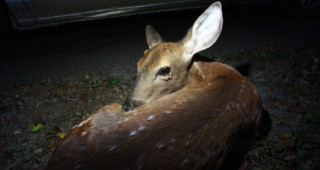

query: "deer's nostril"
(122, 98), (134, 112)
(122, 104), (133, 112)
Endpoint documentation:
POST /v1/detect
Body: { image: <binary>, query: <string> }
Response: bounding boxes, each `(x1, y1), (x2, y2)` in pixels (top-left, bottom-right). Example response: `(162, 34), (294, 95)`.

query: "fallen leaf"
(268, 84), (276, 89)
(284, 155), (295, 161)
(278, 139), (295, 151)
(46, 139), (54, 148)
(13, 129), (22, 135)
(278, 133), (292, 140)
(34, 148), (42, 154)
(32, 124), (43, 132)
(255, 72), (261, 78)
(58, 133), (66, 139)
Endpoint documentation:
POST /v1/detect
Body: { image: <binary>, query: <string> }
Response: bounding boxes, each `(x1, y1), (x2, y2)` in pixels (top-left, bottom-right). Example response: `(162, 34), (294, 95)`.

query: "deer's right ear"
(146, 25), (163, 48)
(182, 1), (223, 62)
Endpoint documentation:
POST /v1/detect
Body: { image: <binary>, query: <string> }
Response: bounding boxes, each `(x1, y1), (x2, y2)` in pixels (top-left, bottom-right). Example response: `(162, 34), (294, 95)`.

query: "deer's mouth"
(122, 97), (146, 112)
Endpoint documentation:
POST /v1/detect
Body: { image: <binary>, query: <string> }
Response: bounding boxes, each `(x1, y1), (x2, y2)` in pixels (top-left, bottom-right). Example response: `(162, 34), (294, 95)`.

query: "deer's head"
(123, 2), (223, 111)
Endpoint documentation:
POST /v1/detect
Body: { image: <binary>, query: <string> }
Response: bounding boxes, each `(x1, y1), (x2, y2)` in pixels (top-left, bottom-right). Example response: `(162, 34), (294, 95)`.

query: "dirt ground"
(1, 42), (319, 169)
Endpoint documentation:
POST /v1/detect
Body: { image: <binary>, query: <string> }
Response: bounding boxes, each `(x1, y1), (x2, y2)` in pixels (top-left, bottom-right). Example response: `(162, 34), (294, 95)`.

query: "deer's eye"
(157, 66), (171, 76)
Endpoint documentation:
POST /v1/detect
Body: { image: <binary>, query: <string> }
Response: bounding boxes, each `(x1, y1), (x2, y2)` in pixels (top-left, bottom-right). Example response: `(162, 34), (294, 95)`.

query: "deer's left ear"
(182, 1), (223, 62)
(146, 25), (164, 48)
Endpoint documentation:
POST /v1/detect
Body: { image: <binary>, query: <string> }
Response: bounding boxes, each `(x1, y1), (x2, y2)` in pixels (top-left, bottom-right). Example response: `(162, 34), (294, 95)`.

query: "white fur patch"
(147, 115), (154, 121)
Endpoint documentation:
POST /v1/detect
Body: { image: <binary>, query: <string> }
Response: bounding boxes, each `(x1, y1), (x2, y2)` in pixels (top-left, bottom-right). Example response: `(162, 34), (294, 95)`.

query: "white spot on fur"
(197, 88), (202, 91)
(236, 103), (240, 111)
(188, 96), (194, 99)
(242, 79), (246, 83)
(147, 115), (154, 121)
(108, 145), (117, 152)
(207, 82), (212, 86)
(205, 150), (212, 159)
(170, 138), (176, 143)
(127, 110), (138, 115)
(164, 110), (172, 114)
(78, 117), (92, 127)
(172, 104), (178, 109)
(212, 151), (216, 156)
(194, 62), (205, 79)
(201, 74), (205, 79)
(72, 125), (78, 129)
(183, 98), (187, 102)
(101, 105), (109, 109)
(155, 143), (164, 149)
(226, 105), (230, 110)
(181, 158), (189, 167)
(241, 84), (245, 88)
(129, 130), (137, 136)
(75, 165), (82, 169)
(81, 131), (87, 136)
(242, 102), (247, 108)
(254, 89), (258, 96)
(124, 117), (130, 121)
(175, 100), (183, 104)
(138, 125), (146, 131)
(117, 121), (122, 124)
(240, 89), (244, 93)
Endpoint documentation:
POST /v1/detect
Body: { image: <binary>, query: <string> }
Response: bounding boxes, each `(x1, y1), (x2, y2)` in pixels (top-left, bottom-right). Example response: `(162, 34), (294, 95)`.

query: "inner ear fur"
(182, 1), (223, 63)
(146, 25), (164, 48)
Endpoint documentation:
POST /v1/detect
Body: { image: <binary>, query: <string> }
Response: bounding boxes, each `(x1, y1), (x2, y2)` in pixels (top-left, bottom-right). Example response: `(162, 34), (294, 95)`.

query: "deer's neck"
(187, 61), (239, 85)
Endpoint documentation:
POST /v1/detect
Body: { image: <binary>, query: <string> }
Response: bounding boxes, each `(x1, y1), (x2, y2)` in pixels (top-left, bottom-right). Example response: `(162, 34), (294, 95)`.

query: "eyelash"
(158, 67), (171, 76)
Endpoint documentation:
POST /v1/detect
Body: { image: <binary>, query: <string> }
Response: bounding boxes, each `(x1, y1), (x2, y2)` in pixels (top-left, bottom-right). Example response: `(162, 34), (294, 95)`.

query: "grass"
(280, 46), (318, 169)
(221, 43), (320, 169)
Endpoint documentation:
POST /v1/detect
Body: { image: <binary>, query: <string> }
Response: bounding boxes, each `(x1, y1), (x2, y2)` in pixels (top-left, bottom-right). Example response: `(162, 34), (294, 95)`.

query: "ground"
(0, 4), (320, 170)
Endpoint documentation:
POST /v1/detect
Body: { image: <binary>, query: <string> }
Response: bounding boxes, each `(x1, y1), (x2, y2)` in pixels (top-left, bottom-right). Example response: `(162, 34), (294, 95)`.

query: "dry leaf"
(46, 139), (54, 148)
(34, 148), (42, 154)
(278, 133), (292, 140)
(58, 133), (66, 139)
(278, 139), (295, 151)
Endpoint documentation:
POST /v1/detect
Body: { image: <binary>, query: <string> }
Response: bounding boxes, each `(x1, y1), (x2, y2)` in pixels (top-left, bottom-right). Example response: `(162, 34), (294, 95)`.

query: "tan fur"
(46, 61), (270, 170)
(137, 43), (181, 71)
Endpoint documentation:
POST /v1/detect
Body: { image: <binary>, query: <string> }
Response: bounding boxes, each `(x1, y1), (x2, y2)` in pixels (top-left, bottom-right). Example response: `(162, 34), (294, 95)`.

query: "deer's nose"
(122, 98), (134, 112)
(122, 97), (145, 112)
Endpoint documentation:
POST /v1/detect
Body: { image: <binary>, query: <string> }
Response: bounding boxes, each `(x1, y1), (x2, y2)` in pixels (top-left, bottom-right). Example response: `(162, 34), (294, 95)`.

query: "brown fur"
(45, 61), (270, 170)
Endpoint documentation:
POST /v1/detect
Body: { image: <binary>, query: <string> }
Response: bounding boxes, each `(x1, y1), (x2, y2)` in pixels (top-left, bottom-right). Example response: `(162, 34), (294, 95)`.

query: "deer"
(45, 2), (271, 169)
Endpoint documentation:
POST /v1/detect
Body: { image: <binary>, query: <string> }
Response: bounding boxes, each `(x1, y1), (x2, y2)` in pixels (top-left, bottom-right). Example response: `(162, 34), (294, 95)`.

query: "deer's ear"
(146, 25), (163, 48)
(182, 1), (223, 62)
